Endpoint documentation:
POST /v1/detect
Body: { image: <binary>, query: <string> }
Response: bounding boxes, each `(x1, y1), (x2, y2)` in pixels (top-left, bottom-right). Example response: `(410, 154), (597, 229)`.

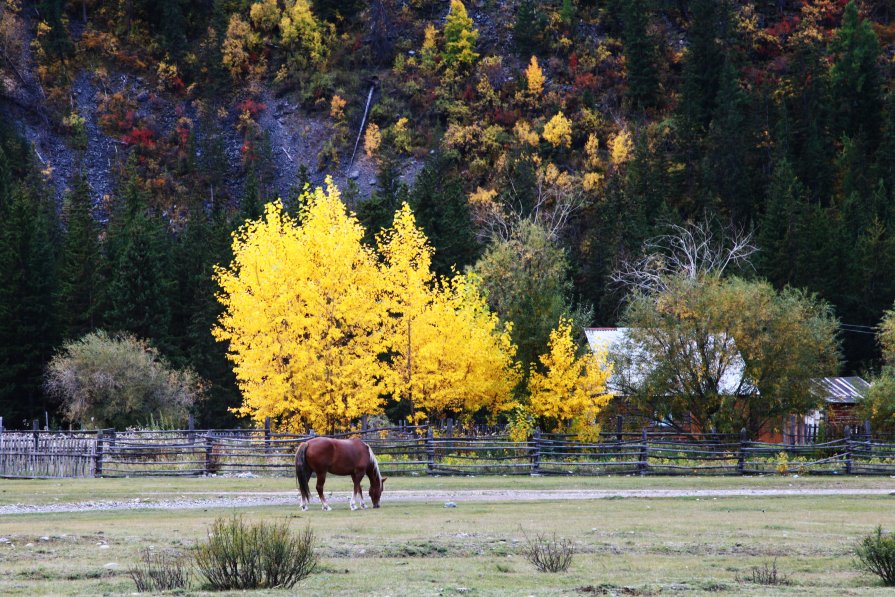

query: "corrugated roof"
(809, 377), (870, 405)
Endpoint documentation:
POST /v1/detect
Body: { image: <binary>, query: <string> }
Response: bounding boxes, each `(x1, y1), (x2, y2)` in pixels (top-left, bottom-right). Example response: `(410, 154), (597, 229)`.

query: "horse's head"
(370, 477), (386, 508)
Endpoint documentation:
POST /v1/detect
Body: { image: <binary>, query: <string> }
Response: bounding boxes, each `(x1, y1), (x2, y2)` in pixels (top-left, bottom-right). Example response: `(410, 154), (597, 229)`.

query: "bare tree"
(611, 219), (756, 295)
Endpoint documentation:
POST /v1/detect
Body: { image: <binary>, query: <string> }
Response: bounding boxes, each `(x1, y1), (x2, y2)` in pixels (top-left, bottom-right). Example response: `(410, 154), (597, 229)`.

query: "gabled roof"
(809, 377), (870, 405)
(585, 327), (749, 396)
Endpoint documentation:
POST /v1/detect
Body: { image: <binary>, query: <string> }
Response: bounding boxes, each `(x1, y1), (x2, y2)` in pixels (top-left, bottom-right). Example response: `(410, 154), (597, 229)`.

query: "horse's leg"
(316, 471), (331, 511)
(351, 471), (364, 510)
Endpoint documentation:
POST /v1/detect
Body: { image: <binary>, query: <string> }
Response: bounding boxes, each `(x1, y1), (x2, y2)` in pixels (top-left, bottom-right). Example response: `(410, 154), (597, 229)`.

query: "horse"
(294, 437), (386, 511)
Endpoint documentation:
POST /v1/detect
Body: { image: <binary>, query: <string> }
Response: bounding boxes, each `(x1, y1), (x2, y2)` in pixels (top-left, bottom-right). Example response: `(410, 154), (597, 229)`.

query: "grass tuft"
(129, 548), (190, 592)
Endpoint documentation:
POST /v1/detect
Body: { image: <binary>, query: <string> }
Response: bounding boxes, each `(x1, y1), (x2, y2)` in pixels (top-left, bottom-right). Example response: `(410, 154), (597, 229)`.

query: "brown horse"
(295, 437), (386, 511)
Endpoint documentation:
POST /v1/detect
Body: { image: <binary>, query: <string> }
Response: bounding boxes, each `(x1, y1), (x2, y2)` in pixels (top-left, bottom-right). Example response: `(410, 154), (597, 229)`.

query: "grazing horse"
(295, 437), (386, 511)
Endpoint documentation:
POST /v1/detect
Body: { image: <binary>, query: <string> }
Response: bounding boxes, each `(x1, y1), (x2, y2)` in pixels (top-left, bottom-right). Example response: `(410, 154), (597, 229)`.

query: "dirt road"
(2, 487), (892, 516)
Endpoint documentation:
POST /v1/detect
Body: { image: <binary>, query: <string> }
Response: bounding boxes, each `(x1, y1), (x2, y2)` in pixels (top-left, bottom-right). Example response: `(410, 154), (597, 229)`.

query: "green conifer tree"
(622, 0), (659, 112)
(59, 174), (105, 340)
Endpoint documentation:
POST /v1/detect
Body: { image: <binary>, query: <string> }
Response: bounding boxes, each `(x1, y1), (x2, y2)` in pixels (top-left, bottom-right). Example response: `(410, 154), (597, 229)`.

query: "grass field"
(1, 475), (894, 595)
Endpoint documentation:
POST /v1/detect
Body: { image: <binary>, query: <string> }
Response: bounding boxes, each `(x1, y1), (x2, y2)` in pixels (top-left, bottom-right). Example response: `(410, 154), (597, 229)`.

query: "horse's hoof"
(360, 503), (367, 509)
(301, 505), (308, 512)
(349, 503), (358, 511)
(322, 504), (332, 512)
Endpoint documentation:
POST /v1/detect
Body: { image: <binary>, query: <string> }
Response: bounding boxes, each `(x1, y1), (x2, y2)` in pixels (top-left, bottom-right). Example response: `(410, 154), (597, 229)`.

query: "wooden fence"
(2, 424), (895, 479)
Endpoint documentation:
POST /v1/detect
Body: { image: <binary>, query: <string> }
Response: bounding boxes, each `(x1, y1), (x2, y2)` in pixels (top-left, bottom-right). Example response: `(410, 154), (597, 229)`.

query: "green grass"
(1, 476), (894, 595)
(2, 473), (894, 506)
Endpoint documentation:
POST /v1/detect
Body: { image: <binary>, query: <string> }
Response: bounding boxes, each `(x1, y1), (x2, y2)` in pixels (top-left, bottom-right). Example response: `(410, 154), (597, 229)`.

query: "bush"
(522, 531), (574, 573)
(193, 515), (318, 590)
(855, 526), (895, 586)
(45, 331), (203, 429)
(129, 548), (190, 592)
(735, 559), (790, 585)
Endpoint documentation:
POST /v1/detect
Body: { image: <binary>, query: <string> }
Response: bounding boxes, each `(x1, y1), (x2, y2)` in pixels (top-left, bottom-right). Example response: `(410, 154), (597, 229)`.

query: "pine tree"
(357, 156), (407, 247)
(59, 174), (105, 340)
(702, 56), (755, 221)
(169, 207), (241, 427)
(756, 158), (807, 288)
(514, 0), (546, 53)
(622, 0), (659, 112)
(105, 175), (173, 348)
(830, 1), (882, 146)
(0, 184), (60, 425)
(409, 155), (480, 276)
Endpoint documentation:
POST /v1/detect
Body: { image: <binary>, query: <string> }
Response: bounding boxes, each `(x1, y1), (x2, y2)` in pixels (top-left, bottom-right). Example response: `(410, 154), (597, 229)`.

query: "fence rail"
(1, 425), (894, 479)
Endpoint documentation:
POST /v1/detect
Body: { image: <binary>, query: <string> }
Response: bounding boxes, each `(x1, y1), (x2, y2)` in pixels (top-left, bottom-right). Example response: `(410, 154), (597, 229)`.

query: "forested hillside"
(1, 0), (894, 429)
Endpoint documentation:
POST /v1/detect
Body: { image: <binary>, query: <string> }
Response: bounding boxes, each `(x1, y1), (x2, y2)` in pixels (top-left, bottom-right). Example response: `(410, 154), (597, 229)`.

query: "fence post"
(94, 430), (104, 477)
(32, 419), (39, 451)
(616, 415), (623, 442)
(531, 427), (541, 475)
(108, 428), (116, 450)
(205, 433), (214, 476)
(361, 414), (368, 433)
(864, 420), (872, 440)
(638, 428), (649, 475)
(844, 427), (853, 474)
(264, 416), (271, 454)
(737, 427), (748, 474)
(426, 425), (435, 474)
(188, 414), (195, 445)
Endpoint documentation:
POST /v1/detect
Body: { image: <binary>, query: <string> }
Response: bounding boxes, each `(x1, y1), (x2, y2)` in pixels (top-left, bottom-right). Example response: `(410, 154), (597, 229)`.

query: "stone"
(444, 501), (457, 508)
(348, 170), (360, 180)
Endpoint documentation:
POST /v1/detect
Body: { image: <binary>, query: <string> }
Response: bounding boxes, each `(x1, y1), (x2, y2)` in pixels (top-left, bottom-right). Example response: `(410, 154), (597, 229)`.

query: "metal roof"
(809, 377), (870, 405)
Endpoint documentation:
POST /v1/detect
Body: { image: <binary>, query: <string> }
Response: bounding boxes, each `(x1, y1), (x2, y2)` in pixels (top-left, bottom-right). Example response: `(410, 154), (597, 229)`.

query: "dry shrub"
(522, 531), (574, 573)
(129, 548), (190, 592)
(736, 559), (790, 585)
(193, 515), (318, 590)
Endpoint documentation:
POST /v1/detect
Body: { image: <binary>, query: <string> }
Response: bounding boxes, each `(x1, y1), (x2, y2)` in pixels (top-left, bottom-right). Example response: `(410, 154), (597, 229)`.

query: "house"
(585, 327), (751, 434)
(805, 377), (870, 432)
(585, 327), (860, 442)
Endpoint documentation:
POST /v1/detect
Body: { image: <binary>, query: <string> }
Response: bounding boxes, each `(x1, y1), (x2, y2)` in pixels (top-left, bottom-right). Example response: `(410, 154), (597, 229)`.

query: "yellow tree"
(525, 55), (545, 97)
(405, 274), (520, 423)
(378, 205), (520, 423)
(542, 112), (572, 148)
(213, 178), (386, 433)
(528, 318), (612, 440)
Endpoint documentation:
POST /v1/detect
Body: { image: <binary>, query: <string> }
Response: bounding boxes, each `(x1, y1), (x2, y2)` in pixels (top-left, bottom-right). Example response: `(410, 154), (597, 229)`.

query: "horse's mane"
(366, 443), (381, 485)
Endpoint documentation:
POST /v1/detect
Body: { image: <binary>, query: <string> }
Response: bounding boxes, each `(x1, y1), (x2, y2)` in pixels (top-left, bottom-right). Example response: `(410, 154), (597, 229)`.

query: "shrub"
(735, 559), (790, 585)
(522, 531), (574, 573)
(855, 526), (895, 586)
(193, 515), (318, 590)
(129, 548), (190, 592)
(45, 331), (203, 429)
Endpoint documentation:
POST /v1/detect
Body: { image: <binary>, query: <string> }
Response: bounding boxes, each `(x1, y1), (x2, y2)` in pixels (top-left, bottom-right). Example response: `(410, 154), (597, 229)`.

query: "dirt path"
(2, 487), (893, 516)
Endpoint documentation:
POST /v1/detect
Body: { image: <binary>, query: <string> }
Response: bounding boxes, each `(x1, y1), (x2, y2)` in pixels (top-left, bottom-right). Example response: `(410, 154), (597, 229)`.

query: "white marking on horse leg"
(300, 496), (309, 511)
(322, 500), (332, 511)
(358, 491), (366, 509)
(349, 493), (357, 511)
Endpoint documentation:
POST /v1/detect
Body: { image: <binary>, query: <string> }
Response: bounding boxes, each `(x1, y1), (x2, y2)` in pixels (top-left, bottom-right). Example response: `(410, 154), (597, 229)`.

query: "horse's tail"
(295, 442), (311, 502)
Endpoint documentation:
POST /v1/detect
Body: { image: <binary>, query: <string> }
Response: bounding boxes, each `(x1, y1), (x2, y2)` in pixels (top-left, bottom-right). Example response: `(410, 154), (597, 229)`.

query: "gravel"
(1, 487), (892, 516)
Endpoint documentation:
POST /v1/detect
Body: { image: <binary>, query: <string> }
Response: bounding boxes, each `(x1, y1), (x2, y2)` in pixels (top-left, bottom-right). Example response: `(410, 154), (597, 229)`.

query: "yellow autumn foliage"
(528, 318), (612, 441)
(525, 55), (544, 96)
(609, 129), (633, 166)
(513, 119), (540, 147)
(542, 112), (572, 148)
(215, 183), (521, 432)
(364, 122), (381, 158)
(378, 205), (520, 423)
(214, 179), (387, 433)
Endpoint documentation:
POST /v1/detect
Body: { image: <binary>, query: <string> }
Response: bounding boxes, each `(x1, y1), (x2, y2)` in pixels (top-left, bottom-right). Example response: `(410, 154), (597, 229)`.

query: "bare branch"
(611, 219), (756, 295)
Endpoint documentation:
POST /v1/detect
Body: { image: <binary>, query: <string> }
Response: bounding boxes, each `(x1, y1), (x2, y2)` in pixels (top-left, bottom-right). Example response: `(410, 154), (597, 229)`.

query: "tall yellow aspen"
(213, 178), (386, 433)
